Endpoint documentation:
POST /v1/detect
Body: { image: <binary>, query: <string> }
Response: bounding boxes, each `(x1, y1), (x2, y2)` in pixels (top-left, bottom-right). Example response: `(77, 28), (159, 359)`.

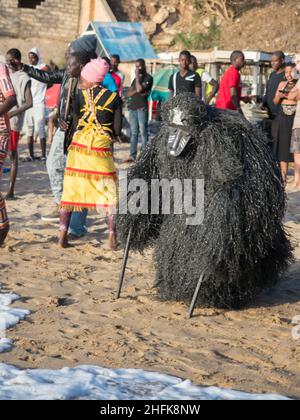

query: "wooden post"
(89, 0), (95, 21)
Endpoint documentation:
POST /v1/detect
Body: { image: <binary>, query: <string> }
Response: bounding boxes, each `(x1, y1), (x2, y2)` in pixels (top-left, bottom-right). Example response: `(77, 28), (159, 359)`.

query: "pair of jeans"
(129, 108), (148, 160)
(69, 209), (88, 237)
(46, 128), (88, 237)
(46, 128), (66, 204)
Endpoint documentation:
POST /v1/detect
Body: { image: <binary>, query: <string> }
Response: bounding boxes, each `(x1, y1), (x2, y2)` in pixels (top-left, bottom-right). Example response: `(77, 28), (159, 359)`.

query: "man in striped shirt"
(0, 61), (17, 245)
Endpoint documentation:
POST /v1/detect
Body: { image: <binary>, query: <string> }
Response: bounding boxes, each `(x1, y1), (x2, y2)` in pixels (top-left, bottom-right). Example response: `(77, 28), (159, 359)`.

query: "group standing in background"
(261, 51), (300, 186)
(3, 37), (300, 252)
(0, 37), (128, 250)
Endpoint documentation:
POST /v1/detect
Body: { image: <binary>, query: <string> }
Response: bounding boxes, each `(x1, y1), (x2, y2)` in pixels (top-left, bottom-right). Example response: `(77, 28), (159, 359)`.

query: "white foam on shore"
(0, 338), (12, 353)
(0, 285), (289, 400)
(0, 364), (289, 400)
(0, 285), (30, 353)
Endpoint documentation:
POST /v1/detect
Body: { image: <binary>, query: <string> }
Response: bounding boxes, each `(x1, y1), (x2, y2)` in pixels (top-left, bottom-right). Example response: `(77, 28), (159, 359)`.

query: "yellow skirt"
(61, 128), (118, 212)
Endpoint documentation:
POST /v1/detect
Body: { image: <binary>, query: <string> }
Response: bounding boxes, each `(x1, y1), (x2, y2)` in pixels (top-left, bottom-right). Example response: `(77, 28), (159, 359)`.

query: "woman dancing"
(59, 58), (121, 249)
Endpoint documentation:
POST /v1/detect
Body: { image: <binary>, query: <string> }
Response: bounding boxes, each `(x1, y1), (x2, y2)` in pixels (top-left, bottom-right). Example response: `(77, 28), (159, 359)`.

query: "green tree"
(174, 18), (220, 50)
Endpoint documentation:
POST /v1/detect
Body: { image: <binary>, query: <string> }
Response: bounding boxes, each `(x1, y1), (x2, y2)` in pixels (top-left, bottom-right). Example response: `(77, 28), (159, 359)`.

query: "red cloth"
(8, 130), (20, 152)
(216, 66), (242, 111)
(45, 84), (61, 109)
(111, 71), (122, 95)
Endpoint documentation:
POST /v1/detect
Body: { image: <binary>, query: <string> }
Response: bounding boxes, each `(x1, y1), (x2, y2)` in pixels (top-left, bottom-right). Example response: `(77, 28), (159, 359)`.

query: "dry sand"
(0, 139), (300, 399)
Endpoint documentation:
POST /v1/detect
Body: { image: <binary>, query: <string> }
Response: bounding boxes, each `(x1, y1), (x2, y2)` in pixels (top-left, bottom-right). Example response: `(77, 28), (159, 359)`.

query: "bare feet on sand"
(58, 231), (69, 248)
(108, 233), (117, 251)
(5, 192), (16, 200)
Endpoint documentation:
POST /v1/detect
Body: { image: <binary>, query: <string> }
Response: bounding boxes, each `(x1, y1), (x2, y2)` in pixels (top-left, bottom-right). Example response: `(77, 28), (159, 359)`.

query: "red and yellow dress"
(61, 86), (121, 212)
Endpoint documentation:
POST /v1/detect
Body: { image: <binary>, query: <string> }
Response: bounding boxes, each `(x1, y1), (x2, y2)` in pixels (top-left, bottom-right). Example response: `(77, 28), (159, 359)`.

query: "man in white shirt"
(190, 55), (219, 104)
(25, 48), (48, 161)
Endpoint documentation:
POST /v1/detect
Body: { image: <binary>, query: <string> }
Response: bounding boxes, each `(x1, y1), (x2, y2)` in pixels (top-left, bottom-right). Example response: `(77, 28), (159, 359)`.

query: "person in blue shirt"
(101, 57), (117, 92)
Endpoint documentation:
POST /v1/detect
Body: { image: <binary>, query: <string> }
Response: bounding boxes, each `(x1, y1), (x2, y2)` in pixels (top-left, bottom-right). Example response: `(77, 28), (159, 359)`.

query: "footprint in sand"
(47, 297), (77, 307)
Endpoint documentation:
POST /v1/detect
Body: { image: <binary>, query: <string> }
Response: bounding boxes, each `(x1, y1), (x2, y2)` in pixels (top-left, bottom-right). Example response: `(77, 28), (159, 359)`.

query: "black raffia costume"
(117, 94), (293, 309)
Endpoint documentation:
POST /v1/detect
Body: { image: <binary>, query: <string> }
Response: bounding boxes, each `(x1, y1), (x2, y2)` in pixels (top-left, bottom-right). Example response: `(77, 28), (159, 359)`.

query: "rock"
(215, 16), (222, 26)
(153, 33), (175, 47)
(166, 6), (177, 14)
(163, 26), (178, 36)
(145, 3), (158, 17)
(203, 17), (211, 28)
(142, 21), (157, 36)
(202, 15), (222, 28)
(153, 7), (170, 25)
(131, 0), (143, 7)
(161, 12), (179, 29)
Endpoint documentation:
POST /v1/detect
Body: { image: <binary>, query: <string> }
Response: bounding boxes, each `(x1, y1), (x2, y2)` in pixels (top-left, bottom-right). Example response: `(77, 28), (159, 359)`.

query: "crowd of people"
(0, 36), (300, 250)
(172, 48), (300, 187)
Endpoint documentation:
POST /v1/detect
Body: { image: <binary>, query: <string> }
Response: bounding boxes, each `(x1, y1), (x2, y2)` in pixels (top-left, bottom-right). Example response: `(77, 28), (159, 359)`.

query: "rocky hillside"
(107, 0), (300, 52)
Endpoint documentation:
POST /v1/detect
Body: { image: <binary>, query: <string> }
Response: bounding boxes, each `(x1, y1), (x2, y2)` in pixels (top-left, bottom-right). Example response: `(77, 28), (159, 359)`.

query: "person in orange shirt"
(0, 62), (17, 245)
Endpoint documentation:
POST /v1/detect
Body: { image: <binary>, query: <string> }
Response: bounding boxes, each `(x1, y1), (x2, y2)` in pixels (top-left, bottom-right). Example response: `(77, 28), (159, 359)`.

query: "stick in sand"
(117, 227), (203, 319)
(64, 77), (75, 122)
(116, 227), (133, 299)
(188, 273), (205, 319)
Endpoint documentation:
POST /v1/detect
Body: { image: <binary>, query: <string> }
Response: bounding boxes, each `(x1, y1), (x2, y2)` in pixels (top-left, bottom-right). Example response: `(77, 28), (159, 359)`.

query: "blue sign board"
(91, 22), (157, 62)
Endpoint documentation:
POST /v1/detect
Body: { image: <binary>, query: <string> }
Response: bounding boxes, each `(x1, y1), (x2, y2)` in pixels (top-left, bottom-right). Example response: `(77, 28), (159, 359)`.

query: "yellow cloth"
(197, 68), (213, 101)
(61, 88), (118, 211)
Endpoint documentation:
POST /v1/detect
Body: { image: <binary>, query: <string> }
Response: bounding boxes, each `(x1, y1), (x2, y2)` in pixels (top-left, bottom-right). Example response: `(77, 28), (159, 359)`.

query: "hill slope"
(107, 0), (300, 52)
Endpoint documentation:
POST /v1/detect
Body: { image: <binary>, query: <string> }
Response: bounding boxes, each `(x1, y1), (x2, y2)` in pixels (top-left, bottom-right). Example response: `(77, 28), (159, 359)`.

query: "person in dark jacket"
(262, 51), (285, 141)
(22, 36), (97, 232)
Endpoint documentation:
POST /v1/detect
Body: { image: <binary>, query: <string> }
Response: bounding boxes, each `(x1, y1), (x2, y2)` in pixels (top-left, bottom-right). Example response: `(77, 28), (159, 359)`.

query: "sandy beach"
(0, 138), (300, 399)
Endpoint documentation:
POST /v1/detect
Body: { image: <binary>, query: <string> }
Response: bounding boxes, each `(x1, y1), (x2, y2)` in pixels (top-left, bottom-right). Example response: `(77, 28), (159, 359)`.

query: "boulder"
(161, 12), (179, 28)
(143, 21), (157, 36)
(203, 17), (211, 28)
(153, 33), (175, 47)
(166, 6), (177, 14)
(153, 7), (170, 25)
(202, 15), (222, 28)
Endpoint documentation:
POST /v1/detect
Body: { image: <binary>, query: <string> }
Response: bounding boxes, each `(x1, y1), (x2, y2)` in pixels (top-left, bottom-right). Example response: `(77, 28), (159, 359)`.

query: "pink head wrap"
(81, 58), (109, 84)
